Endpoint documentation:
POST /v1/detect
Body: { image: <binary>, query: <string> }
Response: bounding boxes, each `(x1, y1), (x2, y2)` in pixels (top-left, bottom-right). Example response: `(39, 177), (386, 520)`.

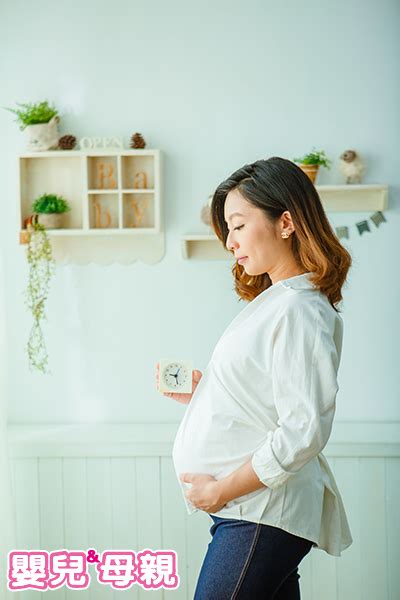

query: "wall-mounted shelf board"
(316, 184), (388, 212)
(181, 234), (231, 260)
(182, 184), (389, 260)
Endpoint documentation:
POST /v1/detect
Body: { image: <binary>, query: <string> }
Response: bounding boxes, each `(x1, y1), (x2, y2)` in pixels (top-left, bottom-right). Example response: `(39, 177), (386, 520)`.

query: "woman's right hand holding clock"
(155, 362), (203, 405)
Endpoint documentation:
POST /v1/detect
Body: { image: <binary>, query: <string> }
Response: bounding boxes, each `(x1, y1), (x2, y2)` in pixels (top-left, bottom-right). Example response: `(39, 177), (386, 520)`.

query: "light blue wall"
(0, 0), (399, 424)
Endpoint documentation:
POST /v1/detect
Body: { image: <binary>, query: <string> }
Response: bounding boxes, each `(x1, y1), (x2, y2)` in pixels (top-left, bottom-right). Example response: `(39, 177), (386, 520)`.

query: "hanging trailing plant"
(24, 218), (56, 374)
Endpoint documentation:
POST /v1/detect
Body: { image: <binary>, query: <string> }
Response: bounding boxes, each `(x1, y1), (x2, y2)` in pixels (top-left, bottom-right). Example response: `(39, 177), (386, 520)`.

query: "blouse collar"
(251, 272), (316, 307)
(277, 272), (316, 290)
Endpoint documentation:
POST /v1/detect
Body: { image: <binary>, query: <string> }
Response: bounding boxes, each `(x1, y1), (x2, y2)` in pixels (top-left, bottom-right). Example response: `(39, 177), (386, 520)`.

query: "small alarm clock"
(158, 359), (193, 394)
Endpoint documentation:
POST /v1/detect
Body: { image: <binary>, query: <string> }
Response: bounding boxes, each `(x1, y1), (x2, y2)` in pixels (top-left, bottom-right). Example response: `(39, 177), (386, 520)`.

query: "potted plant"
(4, 100), (60, 151)
(24, 218), (56, 374)
(32, 193), (71, 229)
(293, 147), (332, 184)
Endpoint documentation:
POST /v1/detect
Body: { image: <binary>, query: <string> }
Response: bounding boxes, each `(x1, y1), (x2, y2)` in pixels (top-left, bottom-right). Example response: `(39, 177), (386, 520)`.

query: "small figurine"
(199, 194), (213, 226)
(339, 149), (365, 184)
(200, 204), (211, 226)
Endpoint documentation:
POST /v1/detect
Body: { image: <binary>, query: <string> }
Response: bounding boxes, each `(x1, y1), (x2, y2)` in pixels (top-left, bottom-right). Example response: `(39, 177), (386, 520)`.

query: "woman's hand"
(155, 362), (203, 405)
(179, 473), (227, 513)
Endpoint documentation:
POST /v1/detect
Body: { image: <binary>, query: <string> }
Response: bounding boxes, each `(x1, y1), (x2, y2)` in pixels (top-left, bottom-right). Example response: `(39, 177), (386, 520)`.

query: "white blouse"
(172, 272), (353, 557)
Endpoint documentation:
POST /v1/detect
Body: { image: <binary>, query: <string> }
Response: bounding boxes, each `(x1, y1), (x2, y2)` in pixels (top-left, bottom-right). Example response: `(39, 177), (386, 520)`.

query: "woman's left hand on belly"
(179, 472), (227, 513)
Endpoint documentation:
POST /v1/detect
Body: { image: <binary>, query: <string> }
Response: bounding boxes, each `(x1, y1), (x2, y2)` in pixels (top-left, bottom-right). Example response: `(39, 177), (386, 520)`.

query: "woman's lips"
(238, 257), (248, 264)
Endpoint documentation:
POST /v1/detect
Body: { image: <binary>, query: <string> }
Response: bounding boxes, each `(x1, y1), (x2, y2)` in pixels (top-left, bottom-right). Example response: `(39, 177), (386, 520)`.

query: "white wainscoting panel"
(5, 422), (400, 600)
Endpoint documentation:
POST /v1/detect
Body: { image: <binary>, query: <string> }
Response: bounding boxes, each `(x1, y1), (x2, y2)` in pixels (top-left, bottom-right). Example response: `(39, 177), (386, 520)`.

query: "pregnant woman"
(157, 156), (353, 599)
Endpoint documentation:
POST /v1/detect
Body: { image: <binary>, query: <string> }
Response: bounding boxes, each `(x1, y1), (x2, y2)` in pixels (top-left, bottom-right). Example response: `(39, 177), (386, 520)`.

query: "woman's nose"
(226, 237), (236, 251)
(226, 232), (238, 251)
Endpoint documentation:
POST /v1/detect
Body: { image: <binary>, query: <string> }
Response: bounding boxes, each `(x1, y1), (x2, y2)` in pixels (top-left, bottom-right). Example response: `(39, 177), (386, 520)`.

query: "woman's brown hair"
(210, 156), (352, 313)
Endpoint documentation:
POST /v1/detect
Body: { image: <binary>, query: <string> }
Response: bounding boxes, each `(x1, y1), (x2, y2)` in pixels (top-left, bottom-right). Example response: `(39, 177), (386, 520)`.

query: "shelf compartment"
(88, 193), (120, 229)
(121, 155), (154, 189)
(87, 156), (118, 190)
(122, 193), (155, 229)
(19, 156), (84, 230)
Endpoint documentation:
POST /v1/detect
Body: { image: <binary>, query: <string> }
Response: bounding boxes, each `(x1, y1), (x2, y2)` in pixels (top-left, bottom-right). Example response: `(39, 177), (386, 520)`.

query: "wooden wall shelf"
(18, 149), (164, 264)
(316, 184), (388, 212)
(181, 234), (231, 260)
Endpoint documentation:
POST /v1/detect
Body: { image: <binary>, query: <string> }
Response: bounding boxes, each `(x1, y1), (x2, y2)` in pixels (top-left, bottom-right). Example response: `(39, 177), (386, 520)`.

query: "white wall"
(1, 0), (399, 424)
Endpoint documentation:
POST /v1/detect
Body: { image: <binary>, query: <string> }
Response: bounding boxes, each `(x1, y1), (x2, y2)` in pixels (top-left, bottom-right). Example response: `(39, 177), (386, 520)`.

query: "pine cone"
(58, 135), (77, 150)
(130, 133), (146, 149)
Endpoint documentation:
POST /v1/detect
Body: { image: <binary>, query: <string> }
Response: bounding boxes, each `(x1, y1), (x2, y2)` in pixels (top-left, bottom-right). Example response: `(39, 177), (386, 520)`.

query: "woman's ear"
(280, 210), (295, 234)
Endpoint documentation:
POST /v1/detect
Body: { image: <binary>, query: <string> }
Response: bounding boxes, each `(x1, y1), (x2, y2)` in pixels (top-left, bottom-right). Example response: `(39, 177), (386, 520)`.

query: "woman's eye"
(234, 225), (244, 231)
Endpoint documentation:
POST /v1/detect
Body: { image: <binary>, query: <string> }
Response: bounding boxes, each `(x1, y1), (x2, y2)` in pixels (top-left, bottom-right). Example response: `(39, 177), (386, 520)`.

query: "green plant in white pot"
(4, 100), (60, 151)
(32, 193), (71, 229)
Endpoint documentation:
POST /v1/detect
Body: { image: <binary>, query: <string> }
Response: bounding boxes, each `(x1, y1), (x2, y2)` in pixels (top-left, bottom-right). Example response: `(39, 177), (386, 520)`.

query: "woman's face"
(224, 188), (294, 277)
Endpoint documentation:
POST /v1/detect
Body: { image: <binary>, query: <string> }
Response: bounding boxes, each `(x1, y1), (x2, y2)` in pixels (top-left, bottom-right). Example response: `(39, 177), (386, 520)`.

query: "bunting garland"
(334, 211), (387, 240)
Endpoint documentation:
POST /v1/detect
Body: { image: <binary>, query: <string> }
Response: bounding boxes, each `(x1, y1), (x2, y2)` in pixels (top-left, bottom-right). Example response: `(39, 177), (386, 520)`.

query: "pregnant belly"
(172, 414), (274, 519)
(172, 410), (267, 481)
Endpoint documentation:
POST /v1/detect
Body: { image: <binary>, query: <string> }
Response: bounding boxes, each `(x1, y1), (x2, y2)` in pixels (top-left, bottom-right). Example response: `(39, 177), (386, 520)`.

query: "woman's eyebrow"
(225, 212), (245, 222)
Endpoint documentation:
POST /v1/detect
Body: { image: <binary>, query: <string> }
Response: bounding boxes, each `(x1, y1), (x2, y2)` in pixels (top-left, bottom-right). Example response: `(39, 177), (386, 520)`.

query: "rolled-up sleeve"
(251, 302), (342, 490)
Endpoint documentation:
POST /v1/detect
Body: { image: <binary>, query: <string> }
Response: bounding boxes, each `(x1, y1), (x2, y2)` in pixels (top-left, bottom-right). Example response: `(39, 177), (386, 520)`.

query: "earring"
(281, 232), (290, 239)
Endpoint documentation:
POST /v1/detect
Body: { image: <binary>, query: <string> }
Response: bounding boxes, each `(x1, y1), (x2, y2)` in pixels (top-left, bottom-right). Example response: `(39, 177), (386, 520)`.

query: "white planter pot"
(37, 213), (64, 229)
(24, 115), (60, 152)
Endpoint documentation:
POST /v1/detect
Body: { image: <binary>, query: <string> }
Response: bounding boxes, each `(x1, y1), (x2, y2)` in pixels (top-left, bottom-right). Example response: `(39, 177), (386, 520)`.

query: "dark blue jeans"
(193, 515), (314, 599)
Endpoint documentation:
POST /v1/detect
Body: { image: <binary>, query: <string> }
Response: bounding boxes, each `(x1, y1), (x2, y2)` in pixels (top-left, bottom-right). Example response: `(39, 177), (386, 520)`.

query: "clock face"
(162, 362), (189, 389)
